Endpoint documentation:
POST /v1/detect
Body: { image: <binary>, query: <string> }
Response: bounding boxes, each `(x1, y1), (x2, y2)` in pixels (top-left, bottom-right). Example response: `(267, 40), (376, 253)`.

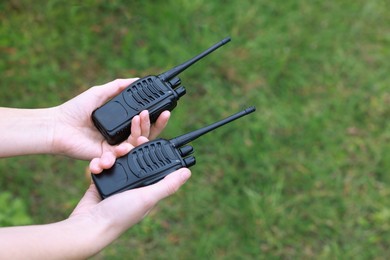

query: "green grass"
(1, 0), (390, 258)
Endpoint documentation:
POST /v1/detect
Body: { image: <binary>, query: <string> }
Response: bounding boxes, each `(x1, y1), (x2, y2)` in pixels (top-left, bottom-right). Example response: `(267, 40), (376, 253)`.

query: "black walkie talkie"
(92, 106), (256, 199)
(92, 37), (231, 145)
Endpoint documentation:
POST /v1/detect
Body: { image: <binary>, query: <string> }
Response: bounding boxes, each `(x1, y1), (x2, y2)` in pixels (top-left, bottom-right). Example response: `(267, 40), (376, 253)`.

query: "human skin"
(0, 78), (171, 172)
(0, 78), (191, 259)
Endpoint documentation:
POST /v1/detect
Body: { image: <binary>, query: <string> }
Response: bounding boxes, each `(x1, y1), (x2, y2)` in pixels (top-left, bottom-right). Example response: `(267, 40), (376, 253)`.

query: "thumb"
(92, 78), (139, 101)
(141, 168), (191, 205)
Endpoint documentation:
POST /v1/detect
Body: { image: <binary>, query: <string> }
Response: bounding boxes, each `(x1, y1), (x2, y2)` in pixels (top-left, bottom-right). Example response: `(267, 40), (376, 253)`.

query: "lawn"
(1, 0), (389, 259)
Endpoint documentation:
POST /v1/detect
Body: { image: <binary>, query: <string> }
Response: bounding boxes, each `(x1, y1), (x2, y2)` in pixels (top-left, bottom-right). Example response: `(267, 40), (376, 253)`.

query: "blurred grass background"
(1, 0), (389, 258)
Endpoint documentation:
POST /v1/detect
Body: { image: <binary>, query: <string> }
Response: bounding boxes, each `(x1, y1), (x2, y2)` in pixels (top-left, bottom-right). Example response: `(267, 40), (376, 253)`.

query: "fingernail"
(180, 168), (191, 183)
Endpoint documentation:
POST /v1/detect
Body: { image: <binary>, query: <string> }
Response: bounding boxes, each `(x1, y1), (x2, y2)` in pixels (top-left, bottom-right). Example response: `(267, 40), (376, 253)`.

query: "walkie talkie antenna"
(170, 106), (256, 148)
(158, 37), (231, 81)
(92, 105), (256, 198)
(92, 37), (232, 145)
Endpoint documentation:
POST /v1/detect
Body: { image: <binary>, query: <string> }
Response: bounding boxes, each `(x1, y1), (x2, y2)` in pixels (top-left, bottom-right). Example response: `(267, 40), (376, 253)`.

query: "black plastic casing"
(92, 76), (185, 145)
(92, 105), (256, 199)
(91, 139), (195, 199)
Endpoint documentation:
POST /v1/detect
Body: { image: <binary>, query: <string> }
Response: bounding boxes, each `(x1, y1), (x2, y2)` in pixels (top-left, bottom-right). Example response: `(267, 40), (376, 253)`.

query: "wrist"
(65, 213), (119, 256)
(0, 217), (107, 259)
(0, 107), (57, 157)
(46, 105), (65, 156)
(62, 217), (108, 257)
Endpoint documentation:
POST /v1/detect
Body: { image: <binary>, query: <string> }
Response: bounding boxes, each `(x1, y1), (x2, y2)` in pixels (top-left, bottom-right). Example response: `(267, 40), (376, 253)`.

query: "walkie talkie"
(92, 37), (231, 145)
(92, 106), (256, 199)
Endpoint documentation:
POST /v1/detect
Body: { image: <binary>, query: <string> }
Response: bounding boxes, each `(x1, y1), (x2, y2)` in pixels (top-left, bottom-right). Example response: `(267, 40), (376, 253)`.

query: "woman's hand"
(51, 78), (170, 163)
(0, 167), (191, 259)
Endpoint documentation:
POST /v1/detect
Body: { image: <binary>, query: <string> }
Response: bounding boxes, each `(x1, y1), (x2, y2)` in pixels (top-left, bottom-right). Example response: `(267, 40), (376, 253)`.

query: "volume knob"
(183, 156), (196, 167)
